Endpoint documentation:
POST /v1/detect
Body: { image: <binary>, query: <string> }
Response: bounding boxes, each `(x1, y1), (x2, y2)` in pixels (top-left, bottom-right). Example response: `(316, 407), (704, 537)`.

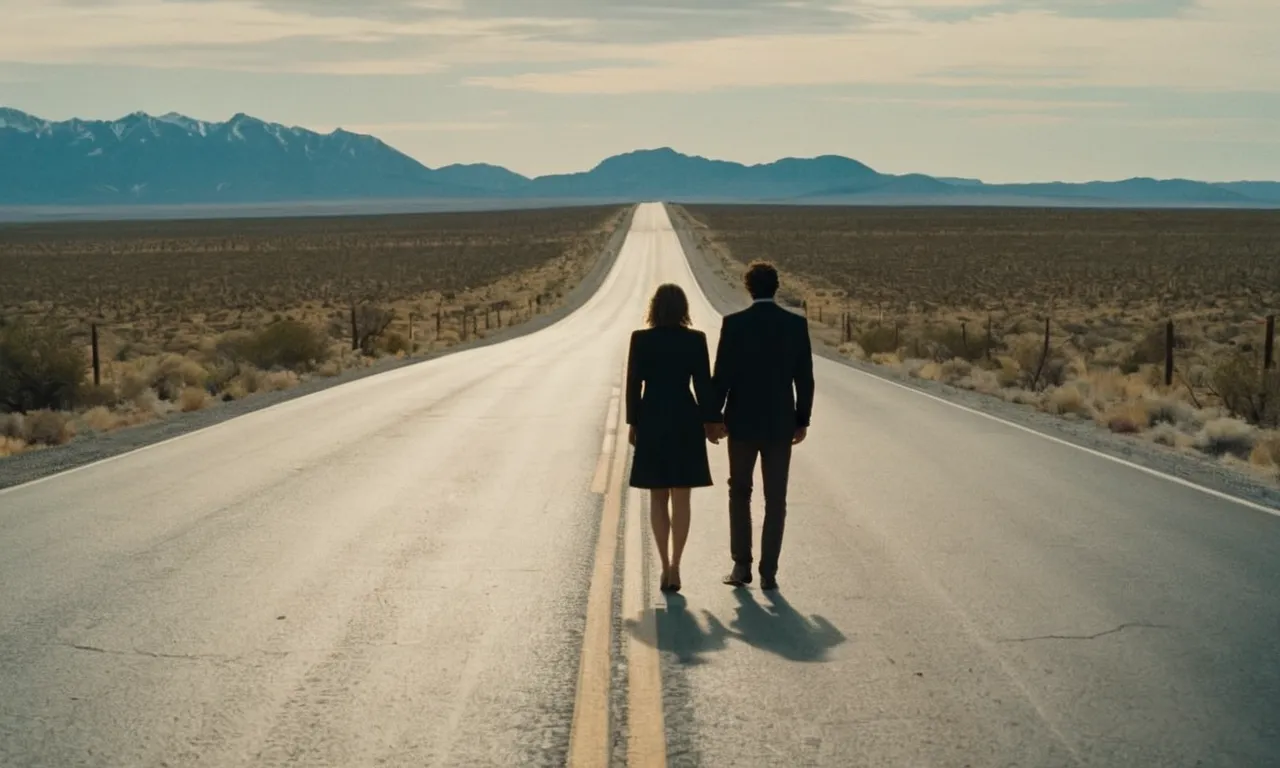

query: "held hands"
(633, 422), (798, 445)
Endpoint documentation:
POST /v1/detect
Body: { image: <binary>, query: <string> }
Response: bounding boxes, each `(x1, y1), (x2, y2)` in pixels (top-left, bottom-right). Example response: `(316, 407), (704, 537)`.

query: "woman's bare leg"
(649, 489), (672, 585)
(669, 488), (692, 589)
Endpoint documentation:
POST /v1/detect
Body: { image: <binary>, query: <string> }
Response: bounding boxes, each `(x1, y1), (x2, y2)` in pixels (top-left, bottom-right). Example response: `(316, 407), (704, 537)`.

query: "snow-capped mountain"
(3, 107), (1279, 208)
(0, 109), (485, 205)
(0, 107), (53, 135)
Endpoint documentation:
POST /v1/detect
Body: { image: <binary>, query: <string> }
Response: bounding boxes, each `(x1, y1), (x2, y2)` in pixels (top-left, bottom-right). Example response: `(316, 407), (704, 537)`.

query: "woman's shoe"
(659, 566), (672, 592)
(668, 565), (681, 593)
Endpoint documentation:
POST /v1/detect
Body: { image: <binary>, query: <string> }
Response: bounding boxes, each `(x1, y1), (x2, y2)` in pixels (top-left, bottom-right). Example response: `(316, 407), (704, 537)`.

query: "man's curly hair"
(743, 261), (780, 299)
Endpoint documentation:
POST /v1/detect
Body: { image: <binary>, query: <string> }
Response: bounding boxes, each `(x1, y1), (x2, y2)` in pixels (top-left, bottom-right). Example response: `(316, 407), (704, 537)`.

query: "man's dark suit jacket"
(711, 300), (815, 442)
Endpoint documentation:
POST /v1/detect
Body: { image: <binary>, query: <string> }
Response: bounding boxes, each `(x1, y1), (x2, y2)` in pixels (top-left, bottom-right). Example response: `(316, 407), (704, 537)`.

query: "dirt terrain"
(672, 203), (1280, 484)
(0, 205), (630, 458)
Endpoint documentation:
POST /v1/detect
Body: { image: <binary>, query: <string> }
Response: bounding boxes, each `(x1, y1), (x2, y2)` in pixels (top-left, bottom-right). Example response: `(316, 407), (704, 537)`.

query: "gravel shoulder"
(666, 203), (1280, 513)
(0, 204), (637, 492)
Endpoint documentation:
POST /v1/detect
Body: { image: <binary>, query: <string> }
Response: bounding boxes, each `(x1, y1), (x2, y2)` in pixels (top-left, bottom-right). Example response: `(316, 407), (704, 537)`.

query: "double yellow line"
(568, 376), (667, 768)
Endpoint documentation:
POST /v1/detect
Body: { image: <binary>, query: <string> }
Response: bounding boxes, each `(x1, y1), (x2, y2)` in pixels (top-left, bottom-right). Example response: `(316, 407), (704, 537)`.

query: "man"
(709, 261), (815, 591)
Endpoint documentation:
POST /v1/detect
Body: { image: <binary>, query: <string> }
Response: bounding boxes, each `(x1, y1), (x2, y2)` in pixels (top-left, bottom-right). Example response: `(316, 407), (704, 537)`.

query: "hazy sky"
(1, 0), (1278, 181)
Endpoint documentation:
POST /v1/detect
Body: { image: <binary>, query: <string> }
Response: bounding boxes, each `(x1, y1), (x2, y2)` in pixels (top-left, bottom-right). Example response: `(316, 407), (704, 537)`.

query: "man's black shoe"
(722, 566), (752, 586)
(760, 575), (779, 591)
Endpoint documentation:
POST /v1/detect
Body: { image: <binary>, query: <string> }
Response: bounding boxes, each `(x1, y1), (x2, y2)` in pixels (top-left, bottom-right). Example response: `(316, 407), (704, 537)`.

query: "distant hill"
(984, 178), (1255, 204)
(2, 107), (1278, 209)
(432, 163), (531, 193)
(520, 148), (880, 200)
(1213, 182), (1280, 204)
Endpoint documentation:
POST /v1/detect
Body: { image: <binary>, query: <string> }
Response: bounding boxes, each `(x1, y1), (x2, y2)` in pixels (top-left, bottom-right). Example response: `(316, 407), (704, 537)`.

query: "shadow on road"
(624, 594), (733, 666)
(624, 590), (846, 665)
(729, 589), (846, 662)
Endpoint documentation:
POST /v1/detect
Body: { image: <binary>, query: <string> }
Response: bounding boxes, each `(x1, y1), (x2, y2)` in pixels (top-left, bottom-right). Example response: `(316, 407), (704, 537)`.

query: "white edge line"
(0, 418), (224, 498)
(830, 358), (1280, 518)
(0, 354), (464, 498)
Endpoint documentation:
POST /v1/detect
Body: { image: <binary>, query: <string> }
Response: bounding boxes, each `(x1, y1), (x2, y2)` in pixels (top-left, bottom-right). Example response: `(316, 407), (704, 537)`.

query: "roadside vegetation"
(0, 205), (628, 458)
(673, 203), (1280, 484)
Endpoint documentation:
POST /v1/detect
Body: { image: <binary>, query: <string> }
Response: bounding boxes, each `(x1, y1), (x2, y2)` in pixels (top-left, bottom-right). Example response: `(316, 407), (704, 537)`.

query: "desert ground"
(671, 203), (1280, 483)
(0, 205), (629, 457)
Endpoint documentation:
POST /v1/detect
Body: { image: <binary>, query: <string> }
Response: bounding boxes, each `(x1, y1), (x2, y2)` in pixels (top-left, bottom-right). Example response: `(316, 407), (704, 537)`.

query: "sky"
(1, 0), (1278, 182)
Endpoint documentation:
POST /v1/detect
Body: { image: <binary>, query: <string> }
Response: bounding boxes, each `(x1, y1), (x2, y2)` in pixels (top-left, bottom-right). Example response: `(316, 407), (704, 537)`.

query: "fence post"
(91, 323), (101, 387)
(961, 322), (968, 358)
(1262, 314), (1276, 421)
(408, 313), (415, 350)
(350, 304), (358, 351)
(498, 307), (504, 327)
(436, 307), (442, 336)
(1165, 319), (1175, 387)
(893, 323), (900, 351)
(986, 313), (993, 361)
(1031, 317), (1051, 391)
(1266, 314), (1276, 371)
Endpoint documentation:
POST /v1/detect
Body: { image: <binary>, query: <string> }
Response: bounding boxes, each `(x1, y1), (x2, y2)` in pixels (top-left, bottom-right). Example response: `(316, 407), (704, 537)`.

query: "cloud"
(824, 95), (1124, 112)
(0, 0), (590, 72)
(1119, 115), (1280, 144)
(319, 120), (511, 133)
(842, 0), (1195, 22)
(241, 0), (863, 41)
(827, 94), (1280, 135)
(0, 0), (1276, 96)
(468, 1), (1280, 94)
(966, 113), (1071, 125)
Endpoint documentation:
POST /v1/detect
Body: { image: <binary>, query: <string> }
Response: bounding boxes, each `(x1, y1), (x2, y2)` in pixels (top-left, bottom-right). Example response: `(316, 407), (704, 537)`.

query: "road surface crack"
(60, 642), (290, 665)
(65, 643), (251, 662)
(60, 639), (431, 663)
(998, 622), (1170, 643)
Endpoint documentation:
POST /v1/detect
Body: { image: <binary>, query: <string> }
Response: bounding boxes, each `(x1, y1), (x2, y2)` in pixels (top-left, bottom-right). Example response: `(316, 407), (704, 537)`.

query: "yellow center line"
(590, 386), (622, 494)
(568, 375), (630, 768)
(625, 485), (667, 766)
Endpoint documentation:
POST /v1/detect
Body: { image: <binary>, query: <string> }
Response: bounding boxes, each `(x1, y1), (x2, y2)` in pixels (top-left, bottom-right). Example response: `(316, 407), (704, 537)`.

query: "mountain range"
(3, 107), (1278, 209)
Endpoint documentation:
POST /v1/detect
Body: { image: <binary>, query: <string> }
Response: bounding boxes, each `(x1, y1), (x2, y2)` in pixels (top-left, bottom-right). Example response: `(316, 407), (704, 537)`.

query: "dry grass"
(0, 410), (76, 448)
(674, 203), (1280, 484)
(0, 205), (629, 457)
(1252, 434), (1280, 470)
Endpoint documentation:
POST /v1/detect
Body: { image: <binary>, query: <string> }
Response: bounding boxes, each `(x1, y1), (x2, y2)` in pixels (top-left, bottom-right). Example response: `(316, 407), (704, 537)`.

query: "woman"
(626, 283), (722, 593)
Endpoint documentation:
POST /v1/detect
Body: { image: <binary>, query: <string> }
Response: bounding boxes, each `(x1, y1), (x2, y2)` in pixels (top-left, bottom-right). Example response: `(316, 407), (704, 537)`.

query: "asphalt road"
(3, 203), (1279, 767)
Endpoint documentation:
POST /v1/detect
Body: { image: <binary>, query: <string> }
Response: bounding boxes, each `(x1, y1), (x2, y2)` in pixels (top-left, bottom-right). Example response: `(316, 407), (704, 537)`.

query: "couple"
(625, 261), (815, 593)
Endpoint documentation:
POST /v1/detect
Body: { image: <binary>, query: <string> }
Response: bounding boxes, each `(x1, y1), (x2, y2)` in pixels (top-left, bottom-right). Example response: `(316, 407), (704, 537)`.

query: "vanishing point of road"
(1, 204), (1278, 767)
